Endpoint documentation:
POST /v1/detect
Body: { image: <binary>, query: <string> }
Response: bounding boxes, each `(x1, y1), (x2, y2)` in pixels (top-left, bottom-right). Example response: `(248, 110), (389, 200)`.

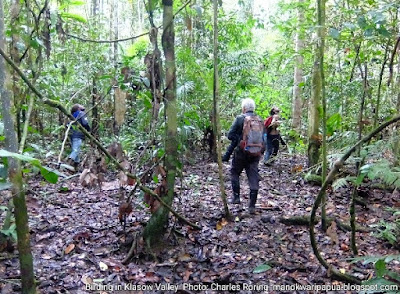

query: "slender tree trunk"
(0, 1), (36, 292)
(291, 0), (304, 131)
(213, 0), (230, 219)
(91, 78), (99, 139)
(373, 42), (390, 128)
(357, 62), (368, 158)
(10, 0), (22, 141)
(318, 0), (327, 231)
(143, 0), (177, 247)
(112, 0), (119, 135)
(91, 0), (98, 16)
(307, 28), (321, 166)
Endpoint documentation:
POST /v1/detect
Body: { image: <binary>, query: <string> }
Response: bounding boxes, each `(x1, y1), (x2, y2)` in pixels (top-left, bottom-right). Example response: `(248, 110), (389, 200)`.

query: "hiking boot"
(231, 181), (240, 204)
(249, 189), (258, 214)
(232, 193), (240, 204)
(73, 162), (80, 172)
(66, 158), (75, 166)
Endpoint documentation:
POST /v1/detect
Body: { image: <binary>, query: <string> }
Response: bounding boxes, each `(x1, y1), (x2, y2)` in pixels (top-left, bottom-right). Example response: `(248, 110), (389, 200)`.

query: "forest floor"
(0, 151), (400, 294)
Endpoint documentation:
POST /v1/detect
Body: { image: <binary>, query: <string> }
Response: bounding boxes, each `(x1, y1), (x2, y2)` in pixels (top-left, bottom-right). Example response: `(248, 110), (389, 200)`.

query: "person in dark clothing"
(264, 107), (286, 165)
(228, 98), (262, 214)
(222, 140), (237, 162)
(222, 129), (240, 162)
(67, 104), (91, 169)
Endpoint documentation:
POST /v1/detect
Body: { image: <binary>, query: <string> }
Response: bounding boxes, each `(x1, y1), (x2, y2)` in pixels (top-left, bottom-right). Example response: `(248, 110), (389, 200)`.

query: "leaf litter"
(0, 152), (399, 293)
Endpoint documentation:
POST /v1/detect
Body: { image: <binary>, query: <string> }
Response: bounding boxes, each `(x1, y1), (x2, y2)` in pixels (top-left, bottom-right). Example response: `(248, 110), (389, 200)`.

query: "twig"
(387, 36), (400, 87)
(59, 173), (80, 182)
(122, 231), (140, 265)
(66, 31), (150, 44)
(57, 122), (72, 165)
(0, 278), (20, 286)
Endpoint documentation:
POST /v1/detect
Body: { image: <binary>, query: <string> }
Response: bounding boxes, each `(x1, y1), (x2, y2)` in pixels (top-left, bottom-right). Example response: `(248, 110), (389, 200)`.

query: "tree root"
(279, 215), (371, 232)
(122, 231), (141, 265)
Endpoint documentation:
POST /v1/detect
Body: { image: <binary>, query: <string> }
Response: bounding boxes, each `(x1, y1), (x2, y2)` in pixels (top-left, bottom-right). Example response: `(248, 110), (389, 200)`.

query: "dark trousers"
(231, 149), (260, 190)
(264, 134), (280, 162)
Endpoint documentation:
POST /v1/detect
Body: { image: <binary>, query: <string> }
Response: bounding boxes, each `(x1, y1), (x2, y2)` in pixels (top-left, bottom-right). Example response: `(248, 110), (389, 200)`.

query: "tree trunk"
(112, 0), (119, 135)
(10, 0), (22, 142)
(318, 0), (327, 231)
(91, 0), (98, 16)
(307, 61), (321, 167)
(291, 0), (304, 131)
(213, 0), (230, 219)
(0, 1), (36, 292)
(373, 42), (390, 128)
(91, 78), (100, 139)
(143, 0), (177, 247)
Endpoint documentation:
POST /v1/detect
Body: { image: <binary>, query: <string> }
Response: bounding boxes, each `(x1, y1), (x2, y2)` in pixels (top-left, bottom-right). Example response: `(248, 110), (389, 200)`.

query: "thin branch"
(387, 36), (400, 87)
(65, 31), (150, 44)
(57, 122), (72, 164)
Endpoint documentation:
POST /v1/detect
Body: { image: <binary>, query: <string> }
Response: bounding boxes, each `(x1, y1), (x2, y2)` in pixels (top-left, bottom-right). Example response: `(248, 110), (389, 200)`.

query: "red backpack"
(239, 115), (265, 157)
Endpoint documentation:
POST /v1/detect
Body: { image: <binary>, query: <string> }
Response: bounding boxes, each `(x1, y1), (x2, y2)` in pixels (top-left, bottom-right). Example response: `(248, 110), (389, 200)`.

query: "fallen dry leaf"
(326, 222), (339, 245)
(99, 261), (108, 271)
(64, 243), (75, 255)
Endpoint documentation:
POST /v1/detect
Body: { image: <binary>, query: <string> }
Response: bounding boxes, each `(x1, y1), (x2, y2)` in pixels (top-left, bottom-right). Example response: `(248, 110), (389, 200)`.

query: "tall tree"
(291, 0), (304, 131)
(0, 0), (36, 292)
(143, 0), (177, 246)
(307, 2), (322, 167)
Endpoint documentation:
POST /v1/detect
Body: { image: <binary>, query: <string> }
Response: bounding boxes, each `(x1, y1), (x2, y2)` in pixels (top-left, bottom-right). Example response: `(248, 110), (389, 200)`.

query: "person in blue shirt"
(67, 104), (91, 169)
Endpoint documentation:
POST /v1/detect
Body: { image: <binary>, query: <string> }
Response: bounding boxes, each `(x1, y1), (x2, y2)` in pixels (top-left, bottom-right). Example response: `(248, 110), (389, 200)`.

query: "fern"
(332, 177), (350, 191)
(361, 160), (400, 188)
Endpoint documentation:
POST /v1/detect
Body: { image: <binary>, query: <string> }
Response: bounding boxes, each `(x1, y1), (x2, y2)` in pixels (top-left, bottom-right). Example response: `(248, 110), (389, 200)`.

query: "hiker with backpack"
(67, 104), (91, 170)
(227, 98), (265, 214)
(263, 107), (286, 165)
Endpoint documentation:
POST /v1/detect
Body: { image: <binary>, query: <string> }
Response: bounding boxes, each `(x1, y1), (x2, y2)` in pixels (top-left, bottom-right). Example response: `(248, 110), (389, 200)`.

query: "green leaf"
(377, 27), (391, 37)
(99, 75), (113, 80)
(363, 277), (399, 291)
(141, 77), (150, 88)
(1, 223), (17, 240)
(357, 16), (367, 29)
(58, 186), (70, 192)
(142, 94), (152, 109)
(350, 255), (400, 264)
(0, 149), (40, 165)
(253, 264), (272, 274)
(59, 0), (85, 10)
(0, 182), (12, 191)
(326, 113), (341, 136)
(40, 167), (59, 184)
(355, 174), (366, 186)
(60, 12), (87, 23)
(329, 28), (340, 40)
(153, 175), (159, 184)
(343, 22), (357, 31)
(375, 259), (387, 277)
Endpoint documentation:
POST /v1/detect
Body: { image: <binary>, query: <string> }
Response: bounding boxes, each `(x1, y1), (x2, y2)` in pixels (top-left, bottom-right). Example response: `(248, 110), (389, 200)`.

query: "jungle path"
(0, 152), (399, 293)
